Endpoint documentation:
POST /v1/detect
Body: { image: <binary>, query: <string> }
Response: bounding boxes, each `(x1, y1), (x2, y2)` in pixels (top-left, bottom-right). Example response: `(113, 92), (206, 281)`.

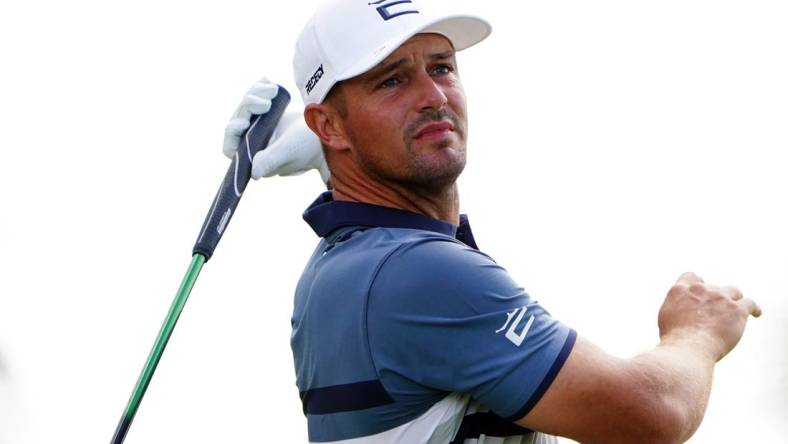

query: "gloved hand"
(222, 78), (329, 183)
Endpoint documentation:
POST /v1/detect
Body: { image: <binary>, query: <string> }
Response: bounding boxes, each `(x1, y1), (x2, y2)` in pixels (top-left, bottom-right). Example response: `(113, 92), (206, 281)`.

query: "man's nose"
(415, 73), (448, 111)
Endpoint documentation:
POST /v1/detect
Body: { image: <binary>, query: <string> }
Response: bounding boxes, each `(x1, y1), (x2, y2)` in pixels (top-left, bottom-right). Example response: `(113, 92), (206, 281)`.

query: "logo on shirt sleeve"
(495, 306), (535, 347)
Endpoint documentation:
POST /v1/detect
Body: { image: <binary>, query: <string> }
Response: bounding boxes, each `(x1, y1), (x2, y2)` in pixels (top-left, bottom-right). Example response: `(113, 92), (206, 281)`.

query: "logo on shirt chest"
(495, 306), (535, 347)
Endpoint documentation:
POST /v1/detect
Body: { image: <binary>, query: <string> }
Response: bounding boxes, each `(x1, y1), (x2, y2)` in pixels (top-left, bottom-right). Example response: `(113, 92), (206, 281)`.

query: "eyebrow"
(364, 50), (456, 84)
(365, 59), (407, 83)
(429, 51), (455, 61)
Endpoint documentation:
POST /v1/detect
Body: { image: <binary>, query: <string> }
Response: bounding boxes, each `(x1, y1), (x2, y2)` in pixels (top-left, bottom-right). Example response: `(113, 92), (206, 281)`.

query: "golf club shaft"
(111, 254), (205, 444)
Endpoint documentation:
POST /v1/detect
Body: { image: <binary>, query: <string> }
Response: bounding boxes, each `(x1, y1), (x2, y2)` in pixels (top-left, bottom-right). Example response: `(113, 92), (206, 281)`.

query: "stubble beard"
(400, 138), (466, 195)
(357, 109), (467, 197)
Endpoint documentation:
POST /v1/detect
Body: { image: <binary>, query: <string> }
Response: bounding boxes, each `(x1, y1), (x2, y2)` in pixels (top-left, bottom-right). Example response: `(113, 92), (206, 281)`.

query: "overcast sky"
(1, 1), (786, 443)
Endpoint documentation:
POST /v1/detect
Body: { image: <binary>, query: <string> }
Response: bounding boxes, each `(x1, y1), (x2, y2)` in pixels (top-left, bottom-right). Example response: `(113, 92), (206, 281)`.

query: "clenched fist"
(658, 272), (761, 362)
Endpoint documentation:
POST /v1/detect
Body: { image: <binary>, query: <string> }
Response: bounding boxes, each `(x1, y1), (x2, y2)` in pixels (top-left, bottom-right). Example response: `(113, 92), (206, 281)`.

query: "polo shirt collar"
(303, 192), (478, 249)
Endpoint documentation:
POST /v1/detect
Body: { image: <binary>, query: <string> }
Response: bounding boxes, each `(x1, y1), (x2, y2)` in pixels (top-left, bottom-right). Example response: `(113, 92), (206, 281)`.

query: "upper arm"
(367, 237), (575, 419)
(516, 335), (683, 444)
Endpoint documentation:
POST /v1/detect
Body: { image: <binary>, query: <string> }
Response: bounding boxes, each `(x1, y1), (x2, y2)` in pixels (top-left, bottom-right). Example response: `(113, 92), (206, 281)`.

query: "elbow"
(573, 393), (694, 444)
(618, 358), (705, 444)
(643, 402), (687, 444)
(630, 396), (694, 444)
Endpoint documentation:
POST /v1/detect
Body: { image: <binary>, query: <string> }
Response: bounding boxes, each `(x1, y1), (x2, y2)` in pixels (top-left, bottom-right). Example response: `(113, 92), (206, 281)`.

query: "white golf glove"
(222, 77), (329, 183)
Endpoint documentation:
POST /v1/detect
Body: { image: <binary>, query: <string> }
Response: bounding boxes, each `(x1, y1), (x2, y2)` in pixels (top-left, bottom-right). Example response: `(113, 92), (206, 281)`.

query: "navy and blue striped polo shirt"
(291, 192), (576, 443)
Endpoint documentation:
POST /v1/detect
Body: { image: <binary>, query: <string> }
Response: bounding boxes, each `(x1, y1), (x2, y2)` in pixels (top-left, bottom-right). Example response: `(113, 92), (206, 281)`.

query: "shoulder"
(297, 227), (474, 300)
(375, 226), (501, 277)
(370, 230), (522, 316)
(327, 226), (492, 280)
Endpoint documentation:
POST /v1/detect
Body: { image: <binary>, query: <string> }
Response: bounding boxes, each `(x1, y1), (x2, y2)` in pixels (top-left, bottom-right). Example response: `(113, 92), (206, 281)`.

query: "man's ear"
(304, 104), (350, 152)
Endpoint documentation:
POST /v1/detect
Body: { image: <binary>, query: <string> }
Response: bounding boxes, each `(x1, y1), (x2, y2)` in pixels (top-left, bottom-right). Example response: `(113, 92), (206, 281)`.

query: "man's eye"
(380, 77), (400, 88)
(432, 64), (452, 75)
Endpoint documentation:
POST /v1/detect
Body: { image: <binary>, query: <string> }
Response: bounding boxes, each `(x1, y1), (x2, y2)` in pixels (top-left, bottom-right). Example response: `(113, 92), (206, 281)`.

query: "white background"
(1, 0), (786, 443)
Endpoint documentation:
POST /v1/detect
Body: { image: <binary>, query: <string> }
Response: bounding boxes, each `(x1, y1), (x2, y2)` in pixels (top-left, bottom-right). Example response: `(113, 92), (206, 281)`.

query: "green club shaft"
(111, 253), (206, 443)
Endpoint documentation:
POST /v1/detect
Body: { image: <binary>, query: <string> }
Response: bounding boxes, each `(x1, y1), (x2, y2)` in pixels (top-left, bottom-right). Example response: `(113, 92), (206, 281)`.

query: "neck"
(331, 174), (461, 225)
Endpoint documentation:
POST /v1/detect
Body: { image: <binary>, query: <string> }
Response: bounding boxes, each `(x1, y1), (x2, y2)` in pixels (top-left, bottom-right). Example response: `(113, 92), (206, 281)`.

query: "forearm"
(519, 275), (758, 443)
(629, 333), (716, 442)
(518, 335), (711, 444)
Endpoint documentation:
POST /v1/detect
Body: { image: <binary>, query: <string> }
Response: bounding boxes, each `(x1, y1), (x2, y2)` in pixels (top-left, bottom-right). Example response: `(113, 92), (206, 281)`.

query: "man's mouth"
(413, 121), (455, 140)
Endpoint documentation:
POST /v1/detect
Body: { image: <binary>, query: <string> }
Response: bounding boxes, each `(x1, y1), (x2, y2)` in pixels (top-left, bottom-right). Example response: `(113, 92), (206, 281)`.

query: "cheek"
(448, 88), (467, 118)
(351, 103), (408, 145)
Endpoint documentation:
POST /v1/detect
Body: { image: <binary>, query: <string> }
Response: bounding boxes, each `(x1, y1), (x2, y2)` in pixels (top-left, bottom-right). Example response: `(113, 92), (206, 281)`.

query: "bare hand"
(658, 272), (761, 362)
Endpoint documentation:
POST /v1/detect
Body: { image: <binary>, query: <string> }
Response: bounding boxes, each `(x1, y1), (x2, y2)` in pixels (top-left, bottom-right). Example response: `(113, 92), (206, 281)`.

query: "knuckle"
(679, 271), (703, 283)
(667, 284), (686, 299)
(707, 289), (724, 300)
(229, 117), (250, 129)
(726, 285), (744, 299)
(688, 283), (707, 295)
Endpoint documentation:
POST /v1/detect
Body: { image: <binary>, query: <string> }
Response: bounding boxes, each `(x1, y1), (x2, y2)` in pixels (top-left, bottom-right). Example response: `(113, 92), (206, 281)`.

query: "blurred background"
(0, 0), (786, 442)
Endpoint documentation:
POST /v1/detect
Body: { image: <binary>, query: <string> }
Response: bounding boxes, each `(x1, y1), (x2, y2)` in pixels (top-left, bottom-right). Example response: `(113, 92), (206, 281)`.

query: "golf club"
(110, 86), (291, 443)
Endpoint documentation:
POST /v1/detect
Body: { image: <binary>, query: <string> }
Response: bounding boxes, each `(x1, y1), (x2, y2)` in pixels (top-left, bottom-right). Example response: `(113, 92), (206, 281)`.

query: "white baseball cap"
(293, 0), (492, 105)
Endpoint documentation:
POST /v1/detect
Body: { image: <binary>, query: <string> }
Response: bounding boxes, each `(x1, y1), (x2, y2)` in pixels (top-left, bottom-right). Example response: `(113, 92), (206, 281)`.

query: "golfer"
(223, 0), (761, 442)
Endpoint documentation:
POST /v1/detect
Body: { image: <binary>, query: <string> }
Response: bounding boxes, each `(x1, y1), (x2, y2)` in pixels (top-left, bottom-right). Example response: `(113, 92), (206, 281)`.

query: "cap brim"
(336, 15), (491, 83)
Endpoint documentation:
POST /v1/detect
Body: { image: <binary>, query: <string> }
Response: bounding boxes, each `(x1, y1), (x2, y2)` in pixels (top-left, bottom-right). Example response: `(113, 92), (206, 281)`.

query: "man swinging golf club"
(224, 0), (762, 442)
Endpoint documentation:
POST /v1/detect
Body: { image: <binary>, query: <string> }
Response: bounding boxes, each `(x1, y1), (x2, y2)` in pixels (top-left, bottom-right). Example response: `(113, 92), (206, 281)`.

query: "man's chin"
(428, 141), (466, 166)
(408, 156), (466, 194)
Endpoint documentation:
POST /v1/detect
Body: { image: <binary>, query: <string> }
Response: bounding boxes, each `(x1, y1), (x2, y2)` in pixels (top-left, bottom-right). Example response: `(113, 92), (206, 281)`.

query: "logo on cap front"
(306, 64), (324, 95)
(368, 0), (419, 21)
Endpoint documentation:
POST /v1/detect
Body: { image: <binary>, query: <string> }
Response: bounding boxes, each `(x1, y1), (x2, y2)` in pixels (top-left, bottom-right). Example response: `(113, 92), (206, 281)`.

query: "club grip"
(192, 86), (291, 261)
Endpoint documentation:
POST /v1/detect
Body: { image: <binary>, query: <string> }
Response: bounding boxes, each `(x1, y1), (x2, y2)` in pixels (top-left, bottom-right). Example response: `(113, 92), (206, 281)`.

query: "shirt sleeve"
(366, 234), (576, 421)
